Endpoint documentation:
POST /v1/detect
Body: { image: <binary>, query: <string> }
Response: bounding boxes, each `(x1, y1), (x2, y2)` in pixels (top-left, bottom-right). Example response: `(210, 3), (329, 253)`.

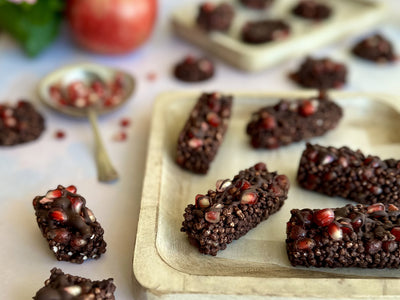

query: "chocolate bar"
(352, 34), (397, 63)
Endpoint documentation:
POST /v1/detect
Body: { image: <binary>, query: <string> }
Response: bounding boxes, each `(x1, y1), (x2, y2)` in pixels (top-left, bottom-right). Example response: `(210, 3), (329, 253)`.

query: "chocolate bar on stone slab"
(176, 92), (233, 174)
(297, 143), (400, 206)
(32, 185), (107, 264)
(181, 163), (289, 256)
(33, 268), (115, 300)
(286, 203), (400, 268)
(246, 91), (342, 149)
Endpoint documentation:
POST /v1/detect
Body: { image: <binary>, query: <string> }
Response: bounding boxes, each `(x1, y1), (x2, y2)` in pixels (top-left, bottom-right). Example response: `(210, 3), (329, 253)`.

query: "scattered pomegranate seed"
(49, 210), (67, 222)
(239, 180), (251, 191)
(120, 117), (131, 128)
(299, 100), (316, 117)
(350, 216), (363, 230)
(65, 185), (77, 194)
(240, 191), (258, 205)
(391, 227), (400, 241)
(388, 204), (399, 211)
(70, 197), (83, 213)
(313, 208), (334, 227)
(188, 137), (203, 148)
(113, 131), (127, 142)
(55, 130), (66, 139)
(195, 195), (210, 208)
(383, 241), (398, 252)
(367, 203), (385, 214)
(295, 238), (315, 250)
(328, 222), (343, 240)
(146, 72), (157, 81)
(369, 186), (382, 195)
(39, 197), (53, 205)
(46, 189), (62, 199)
(47, 228), (71, 244)
(216, 179), (232, 192)
(70, 237), (87, 249)
(205, 210), (220, 223)
(261, 116), (276, 130)
(86, 208), (96, 222)
(206, 112), (220, 127)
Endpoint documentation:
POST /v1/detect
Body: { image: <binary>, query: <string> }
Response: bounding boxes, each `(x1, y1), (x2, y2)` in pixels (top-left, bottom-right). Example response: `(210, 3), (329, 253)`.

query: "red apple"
(66, 0), (157, 54)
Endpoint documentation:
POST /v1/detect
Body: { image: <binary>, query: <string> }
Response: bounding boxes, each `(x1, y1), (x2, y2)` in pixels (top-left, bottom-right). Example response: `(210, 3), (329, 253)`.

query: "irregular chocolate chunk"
(0, 100), (45, 146)
(196, 2), (235, 32)
(292, 0), (332, 21)
(246, 92), (342, 149)
(33, 268), (115, 300)
(32, 185), (107, 264)
(181, 163), (289, 256)
(352, 34), (397, 63)
(297, 143), (400, 206)
(176, 92), (233, 174)
(286, 203), (400, 268)
(241, 19), (290, 44)
(240, 0), (274, 10)
(174, 56), (215, 82)
(289, 57), (347, 89)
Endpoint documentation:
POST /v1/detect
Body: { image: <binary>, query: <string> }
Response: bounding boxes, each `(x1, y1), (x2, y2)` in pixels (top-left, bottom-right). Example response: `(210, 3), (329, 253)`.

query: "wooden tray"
(133, 90), (400, 298)
(171, 0), (386, 72)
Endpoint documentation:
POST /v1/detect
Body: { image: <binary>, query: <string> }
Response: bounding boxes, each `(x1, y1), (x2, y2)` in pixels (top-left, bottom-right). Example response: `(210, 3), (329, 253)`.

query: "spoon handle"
(87, 109), (119, 182)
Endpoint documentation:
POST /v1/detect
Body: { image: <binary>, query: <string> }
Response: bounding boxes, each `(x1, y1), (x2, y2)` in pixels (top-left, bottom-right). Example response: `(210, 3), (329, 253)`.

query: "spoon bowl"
(38, 63), (136, 182)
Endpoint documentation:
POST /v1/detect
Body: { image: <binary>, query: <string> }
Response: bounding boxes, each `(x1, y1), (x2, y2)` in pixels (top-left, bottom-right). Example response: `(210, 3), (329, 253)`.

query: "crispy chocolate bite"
(196, 2), (235, 32)
(181, 163), (289, 256)
(33, 268), (116, 300)
(176, 92), (233, 174)
(297, 143), (400, 206)
(240, 0), (274, 10)
(32, 185), (107, 264)
(292, 0), (332, 21)
(0, 100), (45, 146)
(289, 57), (347, 89)
(246, 92), (342, 149)
(174, 56), (215, 82)
(241, 19), (290, 44)
(352, 34), (397, 63)
(287, 203), (400, 268)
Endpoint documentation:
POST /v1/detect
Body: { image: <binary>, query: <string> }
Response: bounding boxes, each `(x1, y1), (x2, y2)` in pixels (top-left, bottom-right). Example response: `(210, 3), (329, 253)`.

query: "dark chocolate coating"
(181, 163), (289, 256)
(176, 92), (233, 174)
(33, 268), (115, 300)
(196, 2), (234, 32)
(292, 0), (332, 21)
(32, 185), (107, 264)
(352, 34), (397, 63)
(174, 56), (214, 82)
(297, 143), (400, 206)
(241, 19), (290, 44)
(239, 0), (274, 10)
(286, 203), (400, 268)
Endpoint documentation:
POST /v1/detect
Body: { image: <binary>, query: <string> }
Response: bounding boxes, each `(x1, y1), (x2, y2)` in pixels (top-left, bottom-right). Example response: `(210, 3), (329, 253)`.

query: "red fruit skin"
(66, 0), (157, 54)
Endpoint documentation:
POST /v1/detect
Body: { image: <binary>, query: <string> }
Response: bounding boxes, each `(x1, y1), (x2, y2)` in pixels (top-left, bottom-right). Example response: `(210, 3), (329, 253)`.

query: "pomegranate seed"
(369, 186), (382, 195)
(383, 241), (398, 252)
(66, 185), (77, 193)
(70, 237), (87, 249)
(323, 171), (337, 181)
(47, 228), (70, 244)
(328, 222), (343, 240)
(295, 238), (315, 250)
(391, 227), (400, 241)
(338, 157), (348, 168)
(188, 138), (203, 148)
(367, 203), (385, 214)
(205, 210), (220, 223)
(4, 117), (17, 127)
(388, 204), (399, 211)
(313, 208), (334, 227)
(120, 118), (131, 128)
(365, 239), (382, 254)
(49, 210), (67, 222)
(254, 162), (267, 171)
(206, 112), (220, 127)
(299, 100), (316, 117)
(91, 81), (105, 97)
(195, 195), (210, 208)
(216, 179), (232, 192)
(146, 72), (157, 81)
(289, 225), (307, 240)
(46, 189), (62, 199)
(350, 217), (363, 230)
(113, 131), (127, 142)
(67, 81), (88, 101)
(54, 130), (66, 139)
(49, 85), (62, 100)
(86, 208), (96, 222)
(240, 191), (258, 205)
(262, 116), (276, 130)
(70, 197), (83, 213)
(274, 174), (290, 191)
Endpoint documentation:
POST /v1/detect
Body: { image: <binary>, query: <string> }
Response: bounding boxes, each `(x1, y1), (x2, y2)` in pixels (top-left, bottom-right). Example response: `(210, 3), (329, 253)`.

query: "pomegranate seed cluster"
(176, 92), (233, 174)
(32, 185), (107, 264)
(286, 203), (400, 268)
(181, 163), (289, 256)
(292, 0), (332, 21)
(33, 268), (116, 300)
(0, 100), (45, 146)
(246, 92), (342, 149)
(241, 20), (290, 44)
(297, 143), (400, 206)
(196, 2), (235, 32)
(48, 73), (126, 110)
(289, 57), (347, 89)
(174, 56), (215, 82)
(352, 34), (397, 63)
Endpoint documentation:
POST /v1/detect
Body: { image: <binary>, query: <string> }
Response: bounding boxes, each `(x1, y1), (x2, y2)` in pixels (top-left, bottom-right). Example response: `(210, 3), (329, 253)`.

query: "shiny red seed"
(262, 116), (276, 130)
(240, 191), (258, 205)
(313, 208), (334, 227)
(299, 100), (316, 117)
(254, 162), (267, 171)
(367, 203), (385, 214)
(388, 204), (399, 211)
(55, 130), (66, 139)
(206, 112), (220, 127)
(391, 227), (400, 242)
(120, 118), (131, 127)
(188, 138), (203, 148)
(205, 211), (220, 223)
(113, 131), (127, 142)
(49, 210), (67, 222)
(66, 185), (77, 194)
(47, 228), (70, 244)
(46, 189), (62, 199)
(295, 238), (315, 250)
(195, 195), (210, 208)
(328, 222), (343, 240)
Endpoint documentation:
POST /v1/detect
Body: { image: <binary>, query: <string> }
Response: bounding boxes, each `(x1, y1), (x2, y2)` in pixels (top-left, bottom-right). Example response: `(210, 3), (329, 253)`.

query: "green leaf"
(0, 0), (65, 57)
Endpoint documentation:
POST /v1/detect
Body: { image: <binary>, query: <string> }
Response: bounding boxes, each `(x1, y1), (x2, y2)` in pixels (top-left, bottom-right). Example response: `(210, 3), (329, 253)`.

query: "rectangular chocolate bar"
(176, 92), (232, 174)
(32, 185), (107, 264)
(34, 268), (115, 299)
(297, 143), (400, 206)
(181, 163), (289, 256)
(246, 91), (342, 149)
(286, 203), (400, 268)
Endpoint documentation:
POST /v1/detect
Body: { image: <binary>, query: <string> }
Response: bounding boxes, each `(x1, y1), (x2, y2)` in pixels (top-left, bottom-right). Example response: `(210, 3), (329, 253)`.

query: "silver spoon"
(38, 63), (136, 183)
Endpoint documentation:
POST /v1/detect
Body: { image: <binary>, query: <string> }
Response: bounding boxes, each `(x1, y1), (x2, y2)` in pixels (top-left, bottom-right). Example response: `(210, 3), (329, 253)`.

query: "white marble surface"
(0, 0), (399, 299)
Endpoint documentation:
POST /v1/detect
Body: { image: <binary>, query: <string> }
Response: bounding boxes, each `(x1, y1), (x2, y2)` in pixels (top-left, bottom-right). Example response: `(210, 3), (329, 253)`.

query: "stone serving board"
(171, 0), (385, 72)
(134, 90), (400, 298)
